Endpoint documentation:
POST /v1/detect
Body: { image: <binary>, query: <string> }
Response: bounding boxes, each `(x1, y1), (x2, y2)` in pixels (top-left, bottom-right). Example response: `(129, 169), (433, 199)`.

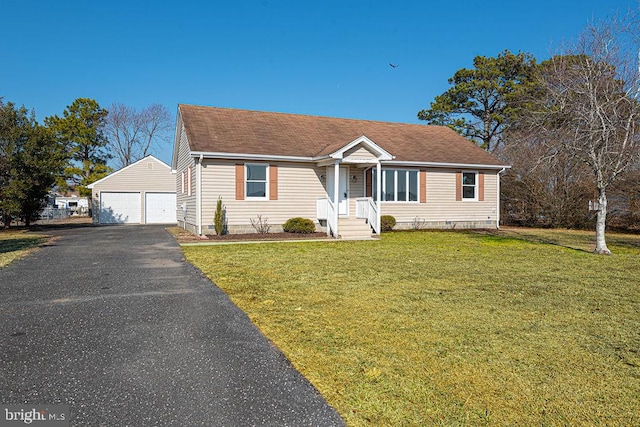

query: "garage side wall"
(91, 158), (176, 224)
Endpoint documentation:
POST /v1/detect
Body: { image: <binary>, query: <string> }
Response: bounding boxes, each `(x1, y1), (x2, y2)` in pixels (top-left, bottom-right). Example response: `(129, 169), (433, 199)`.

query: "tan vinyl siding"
(348, 167), (365, 214)
(91, 157), (175, 224)
(196, 163), (499, 232)
(91, 160), (173, 192)
(200, 160), (326, 233)
(175, 123), (197, 231)
(380, 168), (499, 227)
(343, 145), (377, 161)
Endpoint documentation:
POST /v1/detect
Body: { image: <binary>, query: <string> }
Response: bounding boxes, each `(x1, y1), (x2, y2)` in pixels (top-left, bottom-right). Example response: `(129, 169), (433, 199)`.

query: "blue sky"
(2, 0), (636, 166)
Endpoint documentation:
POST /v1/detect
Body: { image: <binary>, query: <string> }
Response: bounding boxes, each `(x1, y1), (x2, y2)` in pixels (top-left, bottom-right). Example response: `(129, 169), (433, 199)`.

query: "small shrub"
(412, 216), (427, 230)
(214, 197), (225, 235)
(250, 215), (270, 234)
(381, 215), (396, 231)
(283, 217), (316, 234)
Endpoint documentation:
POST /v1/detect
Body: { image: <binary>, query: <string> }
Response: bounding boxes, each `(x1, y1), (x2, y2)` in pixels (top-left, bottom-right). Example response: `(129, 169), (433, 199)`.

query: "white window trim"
(245, 163), (269, 200)
(181, 171), (185, 194)
(462, 171), (478, 202)
(376, 168), (420, 203)
(187, 166), (192, 197)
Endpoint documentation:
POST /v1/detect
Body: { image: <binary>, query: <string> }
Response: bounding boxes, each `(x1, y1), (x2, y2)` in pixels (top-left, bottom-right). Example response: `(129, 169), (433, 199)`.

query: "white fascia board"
(171, 109), (184, 170)
(316, 158), (377, 168)
(87, 155), (171, 188)
(316, 158), (339, 167)
(381, 160), (512, 170)
(190, 151), (319, 162)
(340, 159), (381, 164)
(329, 135), (393, 160)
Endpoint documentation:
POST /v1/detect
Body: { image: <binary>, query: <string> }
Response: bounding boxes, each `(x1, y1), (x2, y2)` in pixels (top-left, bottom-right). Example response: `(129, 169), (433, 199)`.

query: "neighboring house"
(88, 155), (177, 225)
(54, 193), (89, 214)
(44, 191), (62, 209)
(173, 104), (510, 238)
(40, 191), (80, 221)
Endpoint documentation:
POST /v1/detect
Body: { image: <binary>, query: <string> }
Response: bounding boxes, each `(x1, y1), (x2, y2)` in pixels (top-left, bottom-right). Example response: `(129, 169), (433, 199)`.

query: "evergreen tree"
(417, 50), (537, 152)
(0, 101), (66, 226)
(45, 98), (111, 197)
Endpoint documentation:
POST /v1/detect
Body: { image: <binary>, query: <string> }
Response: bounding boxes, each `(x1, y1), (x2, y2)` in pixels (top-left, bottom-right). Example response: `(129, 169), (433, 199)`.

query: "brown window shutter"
(365, 169), (372, 197)
(478, 172), (485, 201)
(455, 171), (462, 201)
(420, 170), (427, 203)
(269, 165), (278, 200)
(235, 164), (244, 200)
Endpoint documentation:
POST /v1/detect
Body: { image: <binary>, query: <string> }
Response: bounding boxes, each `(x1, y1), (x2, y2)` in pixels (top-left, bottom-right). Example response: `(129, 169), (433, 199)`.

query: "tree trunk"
(88, 195), (94, 218)
(594, 187), (611, 255)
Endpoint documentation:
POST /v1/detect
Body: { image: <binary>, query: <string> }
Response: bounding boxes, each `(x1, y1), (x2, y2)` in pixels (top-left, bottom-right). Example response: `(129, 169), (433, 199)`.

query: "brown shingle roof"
(179, 104), (508, 167)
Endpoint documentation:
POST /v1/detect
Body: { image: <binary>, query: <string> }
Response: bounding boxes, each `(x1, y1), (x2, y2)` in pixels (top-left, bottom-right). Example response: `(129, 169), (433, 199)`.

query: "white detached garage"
(88, 156), (177, 225)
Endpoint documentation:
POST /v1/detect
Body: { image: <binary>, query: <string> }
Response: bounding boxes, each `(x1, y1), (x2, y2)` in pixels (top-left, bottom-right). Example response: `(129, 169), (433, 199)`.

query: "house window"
(373, 169), (418, 202)
(187, 166), (192, 197)
(384, 169), (395, 201)
(246, 164), (268, 198)
(462, 172), (477, 200)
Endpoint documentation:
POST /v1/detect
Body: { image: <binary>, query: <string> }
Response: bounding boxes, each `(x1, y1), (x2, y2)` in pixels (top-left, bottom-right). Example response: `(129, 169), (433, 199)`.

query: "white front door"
(327, 166), (349, 215)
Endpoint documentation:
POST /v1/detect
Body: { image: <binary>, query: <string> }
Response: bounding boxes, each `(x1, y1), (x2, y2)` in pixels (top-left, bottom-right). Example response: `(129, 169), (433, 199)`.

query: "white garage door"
(145, 192), (177, 224)
(99, 192), (141, 224)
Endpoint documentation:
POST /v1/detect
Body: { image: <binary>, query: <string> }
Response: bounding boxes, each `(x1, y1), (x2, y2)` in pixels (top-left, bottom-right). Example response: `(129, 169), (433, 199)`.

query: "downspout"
(333, 160), (340, 238)
(197, 154), (203, 236)
(497, 167), (506, 229)
(376, 161), (381, 235)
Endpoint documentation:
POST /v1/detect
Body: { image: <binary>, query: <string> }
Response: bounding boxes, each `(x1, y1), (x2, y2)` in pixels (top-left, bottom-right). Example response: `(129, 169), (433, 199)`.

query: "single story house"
(173, 104), (510, 238)
(44, 191), (89, 213)
(54, 193), (89, 214)
(88, 155), (177, 225)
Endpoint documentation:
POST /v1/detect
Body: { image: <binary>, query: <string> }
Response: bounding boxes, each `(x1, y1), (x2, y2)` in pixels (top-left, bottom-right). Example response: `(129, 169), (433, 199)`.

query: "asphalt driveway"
(0, 225), (344, 426)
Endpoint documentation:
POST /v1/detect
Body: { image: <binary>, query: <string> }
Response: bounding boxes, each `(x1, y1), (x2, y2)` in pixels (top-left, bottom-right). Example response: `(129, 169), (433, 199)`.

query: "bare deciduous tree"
(499, 130), (594, 229)
(532, 15), (640, 254)
(104, 103), (172, 169)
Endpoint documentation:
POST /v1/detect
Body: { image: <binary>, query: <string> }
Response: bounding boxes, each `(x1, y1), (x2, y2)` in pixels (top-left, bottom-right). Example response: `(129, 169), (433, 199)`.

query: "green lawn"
(0, 230), (47, 267)
(183, 229), (640, 426)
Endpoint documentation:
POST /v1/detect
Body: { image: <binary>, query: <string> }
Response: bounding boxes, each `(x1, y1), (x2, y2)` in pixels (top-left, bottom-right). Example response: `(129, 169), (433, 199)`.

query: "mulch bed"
(168, 226), (332, 244)
(203, 232), (330, 241)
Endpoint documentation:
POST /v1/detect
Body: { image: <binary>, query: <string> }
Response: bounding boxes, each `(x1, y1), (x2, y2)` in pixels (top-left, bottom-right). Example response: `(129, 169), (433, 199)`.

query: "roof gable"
(330, 136), (393, 161)
(177, 104), (508, 168)
(87, 155), (172, 189)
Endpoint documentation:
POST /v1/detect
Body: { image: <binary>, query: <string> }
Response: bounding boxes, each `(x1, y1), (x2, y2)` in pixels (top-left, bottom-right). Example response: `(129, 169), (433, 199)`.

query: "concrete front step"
(338, 218), (374, 239)
(339, 233), (373, 239)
